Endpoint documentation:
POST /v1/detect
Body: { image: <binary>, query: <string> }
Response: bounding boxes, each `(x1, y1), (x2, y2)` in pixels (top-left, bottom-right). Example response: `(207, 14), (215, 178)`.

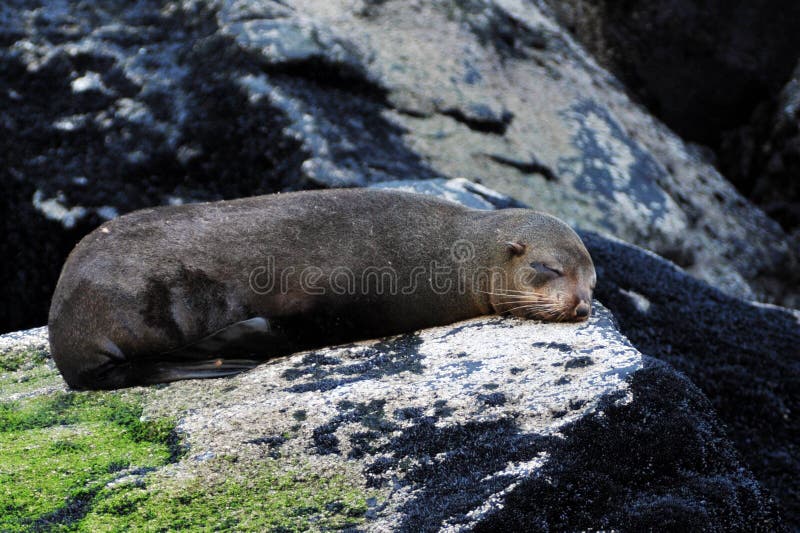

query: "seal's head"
(489, 213), (596, 322)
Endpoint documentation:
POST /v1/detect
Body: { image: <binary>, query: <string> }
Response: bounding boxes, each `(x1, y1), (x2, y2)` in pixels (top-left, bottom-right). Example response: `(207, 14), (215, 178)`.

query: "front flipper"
(164, 317), (274, 359)
(131, 317), (278, 385)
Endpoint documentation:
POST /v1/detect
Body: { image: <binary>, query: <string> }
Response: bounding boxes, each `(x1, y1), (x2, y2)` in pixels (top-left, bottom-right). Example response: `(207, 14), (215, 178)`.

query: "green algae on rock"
(0, 392), (177, 531)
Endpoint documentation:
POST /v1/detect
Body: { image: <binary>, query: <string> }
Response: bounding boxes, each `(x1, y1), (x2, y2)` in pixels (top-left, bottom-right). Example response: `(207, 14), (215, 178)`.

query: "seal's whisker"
(478, 290), (530, 298)
(494, 299), (556, 308)
(502, 303), (561, 314)
(493, 296), (554, 303)
(494, 288), (538, 295)
(503, 296), (560, 305)
(479, 290), (557, 301)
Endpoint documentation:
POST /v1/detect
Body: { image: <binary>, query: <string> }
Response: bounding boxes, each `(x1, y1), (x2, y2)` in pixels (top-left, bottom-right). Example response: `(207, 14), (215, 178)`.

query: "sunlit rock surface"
(0, 304), (781, 530)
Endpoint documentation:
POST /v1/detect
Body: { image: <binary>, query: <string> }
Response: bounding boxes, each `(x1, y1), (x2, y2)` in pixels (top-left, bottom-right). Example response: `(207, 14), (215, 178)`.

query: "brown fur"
(48, 189), (595, 389)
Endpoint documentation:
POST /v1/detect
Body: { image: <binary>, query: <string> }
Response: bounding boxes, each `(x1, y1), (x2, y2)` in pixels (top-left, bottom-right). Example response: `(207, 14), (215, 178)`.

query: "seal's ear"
(505, 242), (526, 256)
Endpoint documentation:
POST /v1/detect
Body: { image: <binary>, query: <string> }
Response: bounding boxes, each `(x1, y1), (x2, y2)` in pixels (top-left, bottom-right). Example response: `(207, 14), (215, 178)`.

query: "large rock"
(721, 60), (800, 239)
(544, 0), (800, 285)
(580, 230), (800, 527)
(0, 306), (781, 530)
(1, 0), (796, 332)
(473, 359), (783, 531)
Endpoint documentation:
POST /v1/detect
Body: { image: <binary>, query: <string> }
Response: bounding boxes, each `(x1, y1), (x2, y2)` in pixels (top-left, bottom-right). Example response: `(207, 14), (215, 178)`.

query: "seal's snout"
(574, 301), (591, 320)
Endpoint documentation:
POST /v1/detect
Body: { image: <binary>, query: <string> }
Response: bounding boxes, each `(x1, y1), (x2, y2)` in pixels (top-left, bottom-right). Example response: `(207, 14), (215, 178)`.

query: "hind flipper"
(137, 358), (263, 384)
(165, 317), (275, 359)
(128, 317), (288, 385)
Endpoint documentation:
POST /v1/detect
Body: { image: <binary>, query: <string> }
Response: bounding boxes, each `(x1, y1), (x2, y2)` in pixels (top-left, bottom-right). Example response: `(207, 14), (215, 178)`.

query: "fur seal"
(48, 189), (596, 390)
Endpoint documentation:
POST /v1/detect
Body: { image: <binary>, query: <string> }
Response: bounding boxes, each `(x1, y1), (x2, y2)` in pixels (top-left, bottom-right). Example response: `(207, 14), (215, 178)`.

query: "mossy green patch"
(1, 389), (375, 531)
(0, 391), (177, 532)
(80, 462), (373, 532)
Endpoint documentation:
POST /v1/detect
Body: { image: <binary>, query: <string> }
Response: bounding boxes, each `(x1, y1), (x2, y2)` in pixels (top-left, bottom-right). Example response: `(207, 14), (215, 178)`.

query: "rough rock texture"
(0, 307), (782, 530)
(473, 359), (783, 532)
(721, 60), (800, 238)
(580, 230), (800, 528)
(545, 0), (800, 263)
(2, 0), (797, 332)
(154, 306), (643, 531)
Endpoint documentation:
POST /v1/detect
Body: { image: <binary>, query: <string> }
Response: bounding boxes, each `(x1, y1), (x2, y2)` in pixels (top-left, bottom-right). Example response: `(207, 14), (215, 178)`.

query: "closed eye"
(531, 262), (563, 276)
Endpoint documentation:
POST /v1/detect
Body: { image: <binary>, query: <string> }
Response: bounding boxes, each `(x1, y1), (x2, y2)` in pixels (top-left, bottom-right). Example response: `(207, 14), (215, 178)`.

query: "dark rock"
(580, 229), (800, 527)
(564, 356), (594, 369)
(721, 61), (800, 239)
(545, 0), (800, 147)
(474, 360), (784, 532)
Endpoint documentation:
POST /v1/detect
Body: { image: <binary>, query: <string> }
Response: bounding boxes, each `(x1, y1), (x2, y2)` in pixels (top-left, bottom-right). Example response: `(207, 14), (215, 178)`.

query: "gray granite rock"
(150, 306), (643, 531)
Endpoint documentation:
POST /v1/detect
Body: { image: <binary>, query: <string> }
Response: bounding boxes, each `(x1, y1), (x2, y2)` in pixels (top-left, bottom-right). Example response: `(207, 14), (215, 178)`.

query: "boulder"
(543, 0), (800, 147)
(721, 60), (800, 240)
(580, 230), (800, 527)
(0, 305), (781, 530)
(544, 0), (800, 302)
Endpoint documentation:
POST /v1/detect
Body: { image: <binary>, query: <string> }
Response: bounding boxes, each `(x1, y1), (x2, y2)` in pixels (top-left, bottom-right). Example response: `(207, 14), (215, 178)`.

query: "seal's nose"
(574, 301), (591, 319)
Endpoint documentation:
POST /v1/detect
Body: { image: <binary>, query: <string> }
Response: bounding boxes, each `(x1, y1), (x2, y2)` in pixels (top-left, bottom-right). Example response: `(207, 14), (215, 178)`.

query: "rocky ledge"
(0, 305), (781, 531)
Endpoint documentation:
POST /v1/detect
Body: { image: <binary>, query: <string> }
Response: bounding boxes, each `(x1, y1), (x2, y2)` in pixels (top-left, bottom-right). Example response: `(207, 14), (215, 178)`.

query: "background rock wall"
(544, 0), (800, 252)
(1, 0), (798, 332)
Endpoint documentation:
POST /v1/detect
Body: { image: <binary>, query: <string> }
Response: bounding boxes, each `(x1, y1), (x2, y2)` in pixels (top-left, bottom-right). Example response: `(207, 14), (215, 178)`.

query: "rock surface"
(2, 0), (797, 332)
(721, 60), (800, 239)
(580, 230), (800, 527)
(0, 306), (782, 530)
(545, 0), (800, 270)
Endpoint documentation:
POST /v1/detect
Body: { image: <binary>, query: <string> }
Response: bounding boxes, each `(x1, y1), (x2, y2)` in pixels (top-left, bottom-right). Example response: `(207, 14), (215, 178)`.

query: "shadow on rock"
(474, 360), (783, 532)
